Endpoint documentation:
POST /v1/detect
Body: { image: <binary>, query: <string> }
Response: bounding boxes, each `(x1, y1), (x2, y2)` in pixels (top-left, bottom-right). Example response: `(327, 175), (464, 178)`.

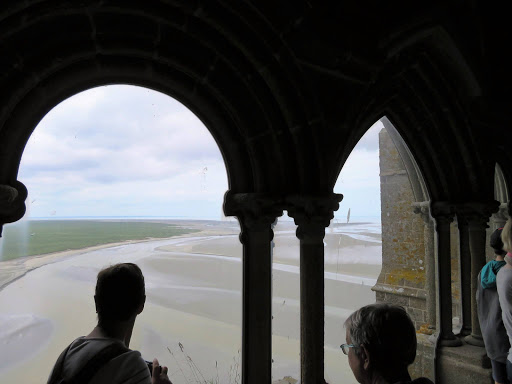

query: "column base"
(458, 327), (472, 337)
(439, 336), (463, 347)
(464, 334), (485, 347)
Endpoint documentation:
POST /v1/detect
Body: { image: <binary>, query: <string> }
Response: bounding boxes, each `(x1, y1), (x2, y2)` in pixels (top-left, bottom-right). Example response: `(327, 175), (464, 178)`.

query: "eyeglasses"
(340, 343), (357, 355)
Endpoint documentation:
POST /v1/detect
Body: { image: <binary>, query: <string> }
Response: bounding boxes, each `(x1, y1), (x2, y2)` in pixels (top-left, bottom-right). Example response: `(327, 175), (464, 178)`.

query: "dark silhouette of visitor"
(476, 227), (510, 384)
(47, 263), (173, 384)
(341, 303), (433, 384)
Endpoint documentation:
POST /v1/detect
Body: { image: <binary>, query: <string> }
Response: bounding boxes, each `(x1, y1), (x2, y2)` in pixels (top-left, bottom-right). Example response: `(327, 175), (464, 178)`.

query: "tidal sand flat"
(0, 218), (381, 384)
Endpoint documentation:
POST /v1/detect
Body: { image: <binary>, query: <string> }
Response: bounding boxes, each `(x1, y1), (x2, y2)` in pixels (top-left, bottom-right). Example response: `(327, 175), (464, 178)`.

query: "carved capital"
(286, 193), (343, 242)
(223, 191), (283, 233)
(430, 201), (455, 227)
(412, 201), (432, 224)
(455, 201), (500, 230)
(0, 181), (27, 237)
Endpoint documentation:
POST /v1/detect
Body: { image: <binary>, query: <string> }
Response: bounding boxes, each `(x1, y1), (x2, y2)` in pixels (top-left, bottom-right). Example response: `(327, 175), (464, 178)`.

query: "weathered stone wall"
(374, 128), (428, 329)
(375, 127), (436, 380)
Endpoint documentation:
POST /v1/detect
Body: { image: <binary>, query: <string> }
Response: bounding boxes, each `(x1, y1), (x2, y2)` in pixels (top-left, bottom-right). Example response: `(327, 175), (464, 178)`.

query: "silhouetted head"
(344, 303), (417, 383)
(94, 263), (146, 326)
(490, 227), (507, 256)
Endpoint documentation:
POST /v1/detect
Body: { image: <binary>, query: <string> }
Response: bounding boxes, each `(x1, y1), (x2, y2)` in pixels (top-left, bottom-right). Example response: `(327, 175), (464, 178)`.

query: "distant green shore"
(0, 220), (198, 261)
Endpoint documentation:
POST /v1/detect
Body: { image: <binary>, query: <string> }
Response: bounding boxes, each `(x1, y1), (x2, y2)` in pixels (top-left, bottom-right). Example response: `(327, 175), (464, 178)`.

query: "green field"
(0, 220), (198, 261)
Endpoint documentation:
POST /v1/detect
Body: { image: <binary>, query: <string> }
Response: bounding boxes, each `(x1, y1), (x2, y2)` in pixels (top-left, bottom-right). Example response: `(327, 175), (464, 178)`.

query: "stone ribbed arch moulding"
(347, 26), (493, 204)
(0, 1), (333, 232)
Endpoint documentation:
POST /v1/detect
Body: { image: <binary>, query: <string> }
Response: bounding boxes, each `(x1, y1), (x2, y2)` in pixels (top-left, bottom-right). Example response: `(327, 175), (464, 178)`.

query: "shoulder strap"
(47, 343), (73, 384)
(48, 339), (129, 384)
(73, 341), (129, 384)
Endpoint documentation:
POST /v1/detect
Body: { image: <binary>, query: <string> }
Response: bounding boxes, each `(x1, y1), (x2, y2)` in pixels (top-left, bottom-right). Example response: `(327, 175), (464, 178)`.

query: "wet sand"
(0, 220), (380, 384)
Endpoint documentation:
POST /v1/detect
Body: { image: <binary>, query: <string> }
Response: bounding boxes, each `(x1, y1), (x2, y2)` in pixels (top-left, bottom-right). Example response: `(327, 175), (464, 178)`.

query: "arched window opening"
(324, 120), (383, 384)
(0, 85), (242, 384)
(327, 117), (440, 382)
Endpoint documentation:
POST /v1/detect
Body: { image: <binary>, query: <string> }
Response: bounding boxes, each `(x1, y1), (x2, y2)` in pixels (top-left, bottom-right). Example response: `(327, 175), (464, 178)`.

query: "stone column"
(287, 193), (343, 384)
(430, 202), (462, 346)
(459, 202), (500, 347)
(456, 216), (472, 336)
(413, 201), (436, 332)
(224, 192), (283, 384)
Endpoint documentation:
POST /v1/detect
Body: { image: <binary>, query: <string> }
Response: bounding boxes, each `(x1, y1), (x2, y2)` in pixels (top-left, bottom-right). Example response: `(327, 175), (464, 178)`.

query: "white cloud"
(334, 124), (382, 218)
(19, 85), (228, 219)
(19, 85), (382, 220)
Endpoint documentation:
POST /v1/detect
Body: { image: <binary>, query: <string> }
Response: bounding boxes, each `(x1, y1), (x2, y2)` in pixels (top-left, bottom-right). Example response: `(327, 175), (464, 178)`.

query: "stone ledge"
(380, 170), (408, 176)
(437, 338), (492, 384)
(372, 282), (427, 299)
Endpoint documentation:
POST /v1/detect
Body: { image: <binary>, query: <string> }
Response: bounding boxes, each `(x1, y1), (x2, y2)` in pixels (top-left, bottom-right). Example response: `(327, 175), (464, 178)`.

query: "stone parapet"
(373, 282), (428, 330)
(437, 341), (493, 384)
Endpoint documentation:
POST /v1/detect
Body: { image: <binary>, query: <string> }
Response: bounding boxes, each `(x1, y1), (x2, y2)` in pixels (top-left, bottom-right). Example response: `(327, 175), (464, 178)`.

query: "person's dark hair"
(490, 227), (507, 256)
(95, 263), (145, 325)
(344, 303), (417, 380)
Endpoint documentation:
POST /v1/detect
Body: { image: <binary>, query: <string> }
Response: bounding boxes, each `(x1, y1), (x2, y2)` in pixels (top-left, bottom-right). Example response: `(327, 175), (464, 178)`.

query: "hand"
(151, 358), (172, 384)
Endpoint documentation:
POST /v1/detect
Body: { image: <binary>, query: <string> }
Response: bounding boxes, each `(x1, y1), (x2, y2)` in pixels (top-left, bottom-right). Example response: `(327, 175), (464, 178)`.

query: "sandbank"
(0, 220), (379, 383)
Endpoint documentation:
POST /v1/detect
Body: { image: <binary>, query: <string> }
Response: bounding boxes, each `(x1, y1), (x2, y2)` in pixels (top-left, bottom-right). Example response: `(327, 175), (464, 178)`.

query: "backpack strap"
(47, 343), (72, 384)
(73, 341), (129, 384)
(47, 339), (129, 384)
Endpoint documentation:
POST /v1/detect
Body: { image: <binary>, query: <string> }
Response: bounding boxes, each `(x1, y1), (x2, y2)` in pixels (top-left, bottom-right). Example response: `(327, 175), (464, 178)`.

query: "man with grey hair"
(341, 303), (433, 384)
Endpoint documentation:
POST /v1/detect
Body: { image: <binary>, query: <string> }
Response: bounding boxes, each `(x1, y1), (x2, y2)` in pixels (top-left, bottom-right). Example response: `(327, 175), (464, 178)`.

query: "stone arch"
(340, 26), (495, 204)
(495, 163), (509, 204)
(381, 117), (429, 203)
(0, 1), (328, 226)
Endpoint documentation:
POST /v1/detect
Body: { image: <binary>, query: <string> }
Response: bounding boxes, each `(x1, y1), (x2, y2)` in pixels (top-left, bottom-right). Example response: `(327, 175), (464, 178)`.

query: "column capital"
(223, 191), (283, 230)
(286, 193), (343, 241)
(430, 201), (455, 226)
(0, 181), (27, 237)
(412, 201), (432, 224)
(455, 201), (500, 229)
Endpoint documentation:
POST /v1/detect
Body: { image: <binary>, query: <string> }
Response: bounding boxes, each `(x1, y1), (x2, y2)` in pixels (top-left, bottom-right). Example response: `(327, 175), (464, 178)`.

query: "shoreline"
(0, 221), (382, 292)
(0, 223), (238, 292)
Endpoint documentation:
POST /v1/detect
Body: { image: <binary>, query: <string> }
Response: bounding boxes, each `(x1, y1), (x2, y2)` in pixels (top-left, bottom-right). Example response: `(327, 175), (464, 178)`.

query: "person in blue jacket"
(477, 227), (510, 384)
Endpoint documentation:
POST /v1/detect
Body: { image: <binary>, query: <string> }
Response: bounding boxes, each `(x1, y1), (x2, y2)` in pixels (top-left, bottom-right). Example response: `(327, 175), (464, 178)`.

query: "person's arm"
(151, 358), (172, 384)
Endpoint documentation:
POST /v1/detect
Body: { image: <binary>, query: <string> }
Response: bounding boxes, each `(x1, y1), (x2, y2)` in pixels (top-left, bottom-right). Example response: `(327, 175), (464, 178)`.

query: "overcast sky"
(18, 85), (382, 221)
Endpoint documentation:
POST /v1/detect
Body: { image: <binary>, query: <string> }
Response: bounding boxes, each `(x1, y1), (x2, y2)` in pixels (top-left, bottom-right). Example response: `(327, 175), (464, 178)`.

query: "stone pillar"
(430, 202), (462, 346)
(287, 193), (343, 384)
(413, 201), (436, 332)
(456, 217), (472, 336)
(459, 202), (500, 347)
(223, 192), (283, 384)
